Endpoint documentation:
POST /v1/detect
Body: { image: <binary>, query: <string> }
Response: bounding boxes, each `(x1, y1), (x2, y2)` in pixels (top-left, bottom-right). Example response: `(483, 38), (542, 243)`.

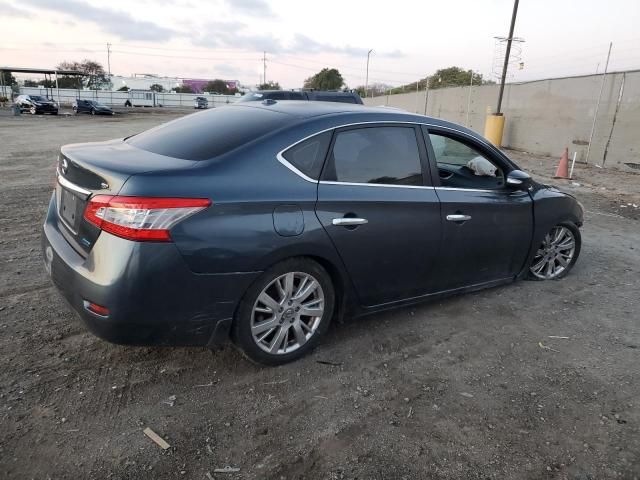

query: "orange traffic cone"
(554, 147), (571, 179)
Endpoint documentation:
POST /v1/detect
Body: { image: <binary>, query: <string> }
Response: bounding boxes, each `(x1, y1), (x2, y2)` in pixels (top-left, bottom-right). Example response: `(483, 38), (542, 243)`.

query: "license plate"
(60, 188), (81, 231)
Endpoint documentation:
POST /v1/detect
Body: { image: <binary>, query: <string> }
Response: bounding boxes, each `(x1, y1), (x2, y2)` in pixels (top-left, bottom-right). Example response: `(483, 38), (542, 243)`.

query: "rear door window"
(322, 126), (424, 186)
(281, 131), (332, 179)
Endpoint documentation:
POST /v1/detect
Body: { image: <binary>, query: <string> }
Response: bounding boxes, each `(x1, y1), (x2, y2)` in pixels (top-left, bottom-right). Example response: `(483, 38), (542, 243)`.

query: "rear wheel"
(529, 222), (581, 280)
(232, 258), (335, 365)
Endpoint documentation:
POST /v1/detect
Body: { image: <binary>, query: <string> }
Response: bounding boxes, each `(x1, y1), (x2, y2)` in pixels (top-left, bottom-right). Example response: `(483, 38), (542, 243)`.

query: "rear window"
(127, 106), (291, 160)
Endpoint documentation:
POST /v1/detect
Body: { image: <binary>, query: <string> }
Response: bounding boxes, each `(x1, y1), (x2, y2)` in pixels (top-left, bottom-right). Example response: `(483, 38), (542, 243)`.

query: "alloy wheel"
(251, 272), (324, 355)
(530, 226), (576, 279)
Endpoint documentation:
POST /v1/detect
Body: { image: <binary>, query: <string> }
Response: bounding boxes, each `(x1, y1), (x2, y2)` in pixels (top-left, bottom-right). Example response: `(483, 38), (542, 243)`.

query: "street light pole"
(365, 49), (373, 97)
(496, 0), (520, 114)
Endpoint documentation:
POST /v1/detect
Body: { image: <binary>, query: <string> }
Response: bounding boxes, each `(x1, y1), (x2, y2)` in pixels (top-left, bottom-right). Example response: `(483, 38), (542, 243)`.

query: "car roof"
(227, 100), (468, 132)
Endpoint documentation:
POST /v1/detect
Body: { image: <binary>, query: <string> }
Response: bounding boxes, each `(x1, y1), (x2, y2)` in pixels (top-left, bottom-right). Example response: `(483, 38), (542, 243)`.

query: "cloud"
(2, 3), (31, 17)
(289, 34), (403, 58)
(192, 21), (282, 52)
(225, 0), (274, 17)
(22, 0), (180, 41)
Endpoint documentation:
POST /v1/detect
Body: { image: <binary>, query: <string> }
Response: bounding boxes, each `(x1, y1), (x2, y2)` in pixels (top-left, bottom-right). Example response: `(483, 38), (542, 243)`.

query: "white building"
(110, 74), (182, 91)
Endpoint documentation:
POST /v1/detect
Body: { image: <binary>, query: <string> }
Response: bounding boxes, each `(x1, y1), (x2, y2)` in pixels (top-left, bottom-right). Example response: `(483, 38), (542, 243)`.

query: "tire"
(528, 221), (581, 280)
(51, 111), (58, 116)
(91, 109), (95, 115)
(232, 258), (335, 365)
(73, 107), (78, 115)
(30, 106), (36, 115)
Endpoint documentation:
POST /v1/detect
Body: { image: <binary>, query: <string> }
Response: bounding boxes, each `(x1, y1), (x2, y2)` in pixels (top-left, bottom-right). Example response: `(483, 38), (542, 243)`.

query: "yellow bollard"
(484, 113), (505, 147)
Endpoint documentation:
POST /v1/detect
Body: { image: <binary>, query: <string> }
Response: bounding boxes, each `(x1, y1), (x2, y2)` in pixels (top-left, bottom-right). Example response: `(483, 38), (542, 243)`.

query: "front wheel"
(529, 222), (581, 280)
(232, 258), (335, 365)
(30, 106), (36, 115)
(90, 109), (95, 115)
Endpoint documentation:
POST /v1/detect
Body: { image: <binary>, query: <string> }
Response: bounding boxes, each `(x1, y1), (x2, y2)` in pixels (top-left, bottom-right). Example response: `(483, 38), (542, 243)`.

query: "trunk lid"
(56, 139), (198, 255)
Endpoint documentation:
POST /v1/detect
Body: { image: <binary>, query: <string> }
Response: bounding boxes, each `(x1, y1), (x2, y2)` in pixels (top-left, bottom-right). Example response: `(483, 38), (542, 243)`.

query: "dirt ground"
(0, 109), (639, 480)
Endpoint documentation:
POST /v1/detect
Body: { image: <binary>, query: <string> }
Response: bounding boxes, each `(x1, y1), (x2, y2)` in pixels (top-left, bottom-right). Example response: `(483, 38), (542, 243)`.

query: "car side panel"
(119, 135), (350, 276)
(518, 186), (584, 278)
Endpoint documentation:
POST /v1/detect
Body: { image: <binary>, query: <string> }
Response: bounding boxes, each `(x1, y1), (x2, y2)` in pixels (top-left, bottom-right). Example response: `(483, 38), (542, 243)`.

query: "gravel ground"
(0, 110), (639, 480)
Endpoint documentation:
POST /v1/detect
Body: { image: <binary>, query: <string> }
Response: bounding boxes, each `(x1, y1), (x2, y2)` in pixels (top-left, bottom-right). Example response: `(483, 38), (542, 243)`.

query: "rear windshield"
(127, 106), (291, 160)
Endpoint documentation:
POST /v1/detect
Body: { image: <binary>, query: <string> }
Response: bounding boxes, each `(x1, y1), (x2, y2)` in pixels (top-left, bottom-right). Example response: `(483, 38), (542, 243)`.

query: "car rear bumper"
(41, 192), (260, 347)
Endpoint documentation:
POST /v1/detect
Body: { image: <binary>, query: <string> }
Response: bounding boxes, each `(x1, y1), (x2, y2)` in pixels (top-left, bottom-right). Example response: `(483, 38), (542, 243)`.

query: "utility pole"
(365, 49), (373, 97)
(496, 0), (519, 114)
(107, 43), (112, 77)
(466, 70), (474, 126)
(262, 51), (267, 86)
(585, 42), (613, 164)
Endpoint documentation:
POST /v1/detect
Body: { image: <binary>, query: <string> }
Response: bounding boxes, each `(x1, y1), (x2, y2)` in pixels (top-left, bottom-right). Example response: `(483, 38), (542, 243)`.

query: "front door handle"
(332, 217), (368, 226)
(446, 214), (472, 222)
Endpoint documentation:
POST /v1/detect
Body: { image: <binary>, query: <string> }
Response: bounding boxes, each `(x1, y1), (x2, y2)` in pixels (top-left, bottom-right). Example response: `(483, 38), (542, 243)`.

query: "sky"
(1, 0), (639, 89)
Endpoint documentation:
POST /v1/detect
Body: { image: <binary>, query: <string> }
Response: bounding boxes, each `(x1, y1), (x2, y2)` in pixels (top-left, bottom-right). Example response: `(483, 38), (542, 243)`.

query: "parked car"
(238, 89), (363, 104)
(194, 96), (208, 109)
(73, 99), (114, 115)
(16, 94), (58, 115)
(42, 102), (583, 365)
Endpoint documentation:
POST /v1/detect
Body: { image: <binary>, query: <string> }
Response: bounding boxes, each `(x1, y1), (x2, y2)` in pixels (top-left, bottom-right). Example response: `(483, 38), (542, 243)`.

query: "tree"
(303, 68), (344, 90)
(355, 82), (391, 98)
(149, 83), (164, 92)
(1, 71), (16, 86)
(257, 81), (281, 90)
(56, 59), (111, 89)
(173, 85), (194, 93)
(23, 79), (38, 87)
(204, 79), (227, 94)
(427, 67), (485, 89)
(203, 79), (238, 95)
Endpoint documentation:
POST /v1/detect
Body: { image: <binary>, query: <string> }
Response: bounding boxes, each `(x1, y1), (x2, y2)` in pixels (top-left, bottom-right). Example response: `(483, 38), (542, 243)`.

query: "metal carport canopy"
(0, 66), (86, 75)
(0, 66), (88, 104)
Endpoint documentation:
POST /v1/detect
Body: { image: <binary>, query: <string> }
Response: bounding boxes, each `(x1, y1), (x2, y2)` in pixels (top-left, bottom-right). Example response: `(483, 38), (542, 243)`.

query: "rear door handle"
(332, 218), (368, 226)
(446, 214), (472, 222)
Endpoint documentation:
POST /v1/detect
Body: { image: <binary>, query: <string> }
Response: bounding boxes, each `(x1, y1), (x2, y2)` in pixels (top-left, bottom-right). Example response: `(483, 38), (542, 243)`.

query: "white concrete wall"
(364, 71), (640, 170)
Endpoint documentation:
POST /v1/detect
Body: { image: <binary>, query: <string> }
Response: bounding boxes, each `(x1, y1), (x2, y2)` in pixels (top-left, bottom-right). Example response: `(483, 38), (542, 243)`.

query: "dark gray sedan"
(72, 99), (114, 115)
(41, 102), (583, 365)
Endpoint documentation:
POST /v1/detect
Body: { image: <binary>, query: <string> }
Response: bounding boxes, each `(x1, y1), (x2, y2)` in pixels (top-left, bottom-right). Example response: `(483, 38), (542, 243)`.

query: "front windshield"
(30, 95), (47, 101)
(87, 100), (106, 107)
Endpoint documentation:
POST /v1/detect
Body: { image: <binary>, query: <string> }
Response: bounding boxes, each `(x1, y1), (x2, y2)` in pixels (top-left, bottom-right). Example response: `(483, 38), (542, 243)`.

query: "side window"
(428, 133), (505, 190)
(267, 91), (287, 100)
(323, 126), (423, 186)
(282, 131), (332, 179)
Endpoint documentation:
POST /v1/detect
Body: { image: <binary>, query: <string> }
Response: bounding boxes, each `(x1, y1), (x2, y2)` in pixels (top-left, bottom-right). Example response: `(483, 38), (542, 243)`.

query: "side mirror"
(506, 169), (532, 189)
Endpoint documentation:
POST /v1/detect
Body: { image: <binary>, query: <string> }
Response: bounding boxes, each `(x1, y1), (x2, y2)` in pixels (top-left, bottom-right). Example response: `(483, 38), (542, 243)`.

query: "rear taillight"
(83, 195), (211, 242)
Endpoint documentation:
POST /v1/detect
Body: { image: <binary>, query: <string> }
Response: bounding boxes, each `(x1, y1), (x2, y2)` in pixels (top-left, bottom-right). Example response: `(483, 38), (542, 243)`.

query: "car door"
(423, 126), (533, 291)
(315, 124), (442, 306)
